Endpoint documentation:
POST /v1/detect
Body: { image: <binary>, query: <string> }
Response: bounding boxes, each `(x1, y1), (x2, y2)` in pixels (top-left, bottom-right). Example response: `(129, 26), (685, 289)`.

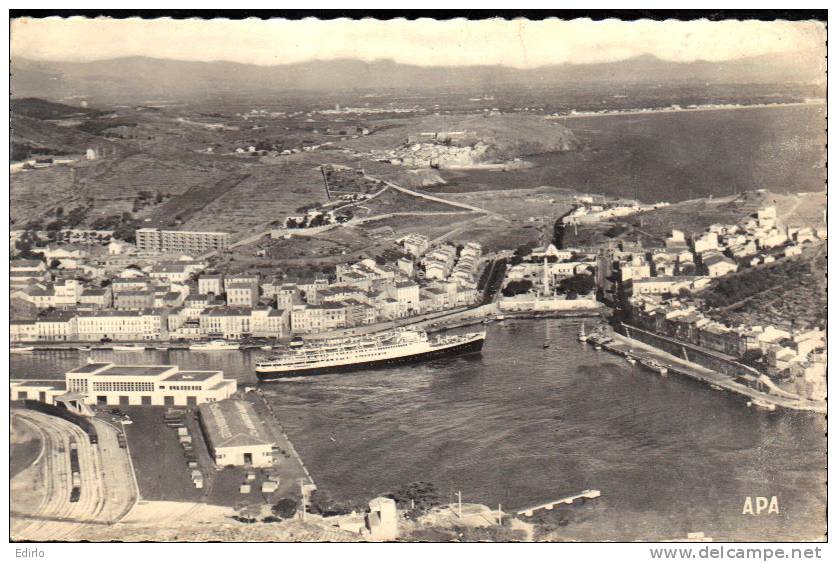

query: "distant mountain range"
(11, 51), (825, 103)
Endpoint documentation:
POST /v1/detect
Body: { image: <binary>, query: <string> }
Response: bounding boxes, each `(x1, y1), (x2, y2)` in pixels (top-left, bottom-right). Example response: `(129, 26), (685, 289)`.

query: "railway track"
(11, 410), (136, 541)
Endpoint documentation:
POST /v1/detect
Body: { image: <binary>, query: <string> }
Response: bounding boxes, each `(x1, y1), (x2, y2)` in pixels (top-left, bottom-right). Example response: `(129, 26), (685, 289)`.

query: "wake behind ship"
(254, 328), (486, 380)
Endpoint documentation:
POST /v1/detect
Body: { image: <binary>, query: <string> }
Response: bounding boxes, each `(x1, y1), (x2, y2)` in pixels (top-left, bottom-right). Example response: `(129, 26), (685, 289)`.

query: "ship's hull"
(256, 336), (484, 380)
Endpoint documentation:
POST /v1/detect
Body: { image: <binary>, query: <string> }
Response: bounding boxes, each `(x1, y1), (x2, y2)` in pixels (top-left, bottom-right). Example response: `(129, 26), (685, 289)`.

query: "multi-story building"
(199, 274), (225, 296)
(402, 233), (430, 257)
(79, 287), (113, 309)
(53, 362), (237, 407)
(135, 228), (230, 255)
(76, 309), (165, 341)
(36, 311), (79, 341)
(250, 306), (290, 338)
(226, 281), (259, 307)
(199, 306), (252, 339)
(114, 289), (155, 310)
(275, 284), (300, 309)
(149, 263), (193, 284)
(112, 278), (151, 294)
(11, 258), (47, 273)
(387, 281), (420, 317)
(11, 320), (39, 342)
(290, 303), (348, 334)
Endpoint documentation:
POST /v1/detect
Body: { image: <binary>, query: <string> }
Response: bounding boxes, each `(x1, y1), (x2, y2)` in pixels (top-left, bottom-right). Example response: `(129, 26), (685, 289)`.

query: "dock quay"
(588, 330), (826, 414)
(517, 490), (601, 517)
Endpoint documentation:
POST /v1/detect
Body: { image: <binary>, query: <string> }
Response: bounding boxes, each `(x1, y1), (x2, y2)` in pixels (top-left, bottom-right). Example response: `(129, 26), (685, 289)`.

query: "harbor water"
(10, 319), (826, 541)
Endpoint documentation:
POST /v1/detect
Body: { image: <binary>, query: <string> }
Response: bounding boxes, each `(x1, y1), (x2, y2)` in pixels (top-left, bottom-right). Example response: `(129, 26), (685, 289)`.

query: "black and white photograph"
(6, 10), (829, 548)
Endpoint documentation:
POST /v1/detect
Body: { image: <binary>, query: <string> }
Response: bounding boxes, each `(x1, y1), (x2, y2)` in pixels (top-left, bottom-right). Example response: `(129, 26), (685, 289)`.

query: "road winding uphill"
(10, 410), (138, 541)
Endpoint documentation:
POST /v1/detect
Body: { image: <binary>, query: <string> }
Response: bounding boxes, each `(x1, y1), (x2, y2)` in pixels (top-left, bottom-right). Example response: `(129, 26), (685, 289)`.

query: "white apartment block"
(136, 228), (230, 255)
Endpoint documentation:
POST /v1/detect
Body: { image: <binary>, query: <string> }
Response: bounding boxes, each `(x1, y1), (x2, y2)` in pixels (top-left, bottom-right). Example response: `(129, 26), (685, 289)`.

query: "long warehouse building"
(197, 399), (275, 467)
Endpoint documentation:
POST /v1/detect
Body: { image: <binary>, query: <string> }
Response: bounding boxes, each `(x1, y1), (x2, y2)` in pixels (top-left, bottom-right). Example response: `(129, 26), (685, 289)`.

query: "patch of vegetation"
(558, 274), (595, 296)
(271, 498), (298, 519)
(701, 257), (810, 309)
(90, 212), (141, 242)
(502, 279), (533, 297)
(387, 481), (443, 519)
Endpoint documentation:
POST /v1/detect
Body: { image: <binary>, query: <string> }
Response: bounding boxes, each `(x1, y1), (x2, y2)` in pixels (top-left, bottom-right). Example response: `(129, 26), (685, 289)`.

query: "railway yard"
(10, 409), (138, 541)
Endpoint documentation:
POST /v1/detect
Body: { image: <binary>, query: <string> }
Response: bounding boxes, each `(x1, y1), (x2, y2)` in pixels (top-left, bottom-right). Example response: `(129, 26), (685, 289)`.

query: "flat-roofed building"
(63, 362), (236, 407)
(136, 228), (230, 255)
(10, 380), (68, 403)
(197, 399), (274, 467)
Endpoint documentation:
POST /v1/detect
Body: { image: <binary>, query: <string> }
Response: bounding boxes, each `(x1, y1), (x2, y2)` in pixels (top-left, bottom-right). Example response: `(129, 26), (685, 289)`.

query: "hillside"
(11, 51), (825, 102)
(11, 97), (100, 120)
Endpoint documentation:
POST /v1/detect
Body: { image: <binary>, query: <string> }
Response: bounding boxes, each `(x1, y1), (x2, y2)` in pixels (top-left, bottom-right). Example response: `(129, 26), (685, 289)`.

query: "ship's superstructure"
(255, 328), (485, 379)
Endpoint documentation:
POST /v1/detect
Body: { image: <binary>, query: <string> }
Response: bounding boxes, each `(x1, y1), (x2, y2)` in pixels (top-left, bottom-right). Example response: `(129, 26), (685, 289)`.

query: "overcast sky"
(11, 17), (825, 68)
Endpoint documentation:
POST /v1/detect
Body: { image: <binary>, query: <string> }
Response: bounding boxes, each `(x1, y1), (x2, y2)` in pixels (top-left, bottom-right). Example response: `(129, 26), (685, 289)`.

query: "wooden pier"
(516, 489), (601, 517)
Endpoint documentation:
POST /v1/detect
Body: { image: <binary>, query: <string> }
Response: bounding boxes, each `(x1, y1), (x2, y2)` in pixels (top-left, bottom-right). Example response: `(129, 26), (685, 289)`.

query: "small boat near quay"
(77, 346), (92, 352)
(113, 344), (146, 352)
(639, 357), (668, 375)
(747, 398), (777, 412)
(578, 322), (588, 343)
(10, 346), (35, 353)
(189, 340), (241, 351)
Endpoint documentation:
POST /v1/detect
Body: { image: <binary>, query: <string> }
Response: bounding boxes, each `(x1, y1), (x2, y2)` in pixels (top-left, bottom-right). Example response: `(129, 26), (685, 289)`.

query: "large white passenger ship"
(254, 328), (486, 380)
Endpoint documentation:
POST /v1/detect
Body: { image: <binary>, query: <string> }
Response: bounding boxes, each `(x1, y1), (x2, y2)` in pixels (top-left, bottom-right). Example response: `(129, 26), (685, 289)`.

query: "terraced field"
(180, 159), (328, 233)
(10, 165), (79, 226)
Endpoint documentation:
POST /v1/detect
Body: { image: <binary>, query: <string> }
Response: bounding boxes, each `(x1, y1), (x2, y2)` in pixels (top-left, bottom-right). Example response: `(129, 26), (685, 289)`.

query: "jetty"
(516, 489), (601, 517)
(587, 330), (826, 414)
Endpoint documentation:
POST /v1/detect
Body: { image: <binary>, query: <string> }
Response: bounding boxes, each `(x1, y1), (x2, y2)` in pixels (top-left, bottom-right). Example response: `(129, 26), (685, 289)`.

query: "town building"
(199, 274), (224, 296)
(703, 254), (739, 278)
(226, 281), (259, 307)
(401, 233), (430, 257)
(76, 309), (165, 341)
(290, 303), (348, 334)
(113, 289), (155, 310)
(79, 287), (113, 309)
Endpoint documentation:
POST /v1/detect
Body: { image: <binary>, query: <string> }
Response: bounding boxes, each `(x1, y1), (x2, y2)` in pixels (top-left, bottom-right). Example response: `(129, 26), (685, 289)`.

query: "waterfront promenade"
(599, 331), (826, 414)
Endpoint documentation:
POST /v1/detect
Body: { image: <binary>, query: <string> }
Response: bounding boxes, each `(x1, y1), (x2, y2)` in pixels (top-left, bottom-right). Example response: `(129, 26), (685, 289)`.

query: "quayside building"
(10, 362), (237, 408)
(197, 399), (275, 467)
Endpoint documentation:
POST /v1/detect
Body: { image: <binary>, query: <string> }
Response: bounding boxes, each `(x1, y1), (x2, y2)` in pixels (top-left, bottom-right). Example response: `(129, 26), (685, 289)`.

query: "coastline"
(549, 99), (826, 120)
